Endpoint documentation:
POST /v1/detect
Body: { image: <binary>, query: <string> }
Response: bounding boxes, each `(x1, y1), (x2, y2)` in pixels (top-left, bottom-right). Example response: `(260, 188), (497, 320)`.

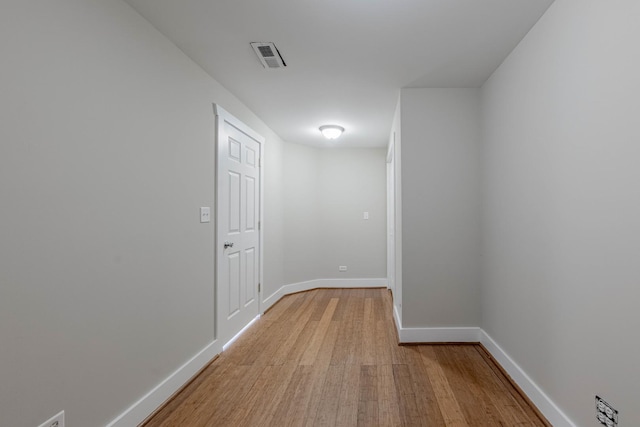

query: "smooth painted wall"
(0, 1), (286, 426)
(481, 1), (640, 425)
(317, 148), (387, 278)
(400, 88), (481, 327)
(263, 134), (286, 298)
(282, 143), (322, 283)
(281, 145), (387, 285)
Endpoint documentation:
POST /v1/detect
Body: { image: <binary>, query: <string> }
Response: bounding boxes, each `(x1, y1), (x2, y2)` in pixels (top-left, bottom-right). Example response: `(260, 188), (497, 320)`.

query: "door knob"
(224, 241), (234, 249)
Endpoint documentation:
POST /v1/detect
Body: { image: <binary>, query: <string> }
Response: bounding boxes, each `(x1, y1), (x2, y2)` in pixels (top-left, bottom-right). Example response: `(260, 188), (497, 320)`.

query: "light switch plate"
(200, 207), (211, 223)
(363, 212), (369, 220)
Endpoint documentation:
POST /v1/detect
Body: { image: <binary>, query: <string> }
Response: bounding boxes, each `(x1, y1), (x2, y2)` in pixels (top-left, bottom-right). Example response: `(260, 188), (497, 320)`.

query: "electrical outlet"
(596, 396), (618, 427)
(338, 266), (347, 272)
(38, 411), (64, 427)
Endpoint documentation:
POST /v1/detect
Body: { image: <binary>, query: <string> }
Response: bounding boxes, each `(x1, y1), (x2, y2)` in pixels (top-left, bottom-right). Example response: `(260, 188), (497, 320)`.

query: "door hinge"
(258, 157), (261, 168)
(258, 221), (261, 230)
(258, 283), (261, 292)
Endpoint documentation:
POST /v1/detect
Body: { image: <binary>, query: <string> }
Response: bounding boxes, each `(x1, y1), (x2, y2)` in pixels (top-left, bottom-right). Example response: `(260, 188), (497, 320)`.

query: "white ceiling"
(125, 0), (554, 148)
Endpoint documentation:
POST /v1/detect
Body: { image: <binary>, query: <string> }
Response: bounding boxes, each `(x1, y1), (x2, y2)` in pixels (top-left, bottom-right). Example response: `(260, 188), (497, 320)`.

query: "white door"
(215, 105), (263, 347)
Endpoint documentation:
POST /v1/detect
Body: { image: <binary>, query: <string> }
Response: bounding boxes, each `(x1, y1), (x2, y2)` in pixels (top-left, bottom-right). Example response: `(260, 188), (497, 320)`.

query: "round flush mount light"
(319, 125), (345, 140)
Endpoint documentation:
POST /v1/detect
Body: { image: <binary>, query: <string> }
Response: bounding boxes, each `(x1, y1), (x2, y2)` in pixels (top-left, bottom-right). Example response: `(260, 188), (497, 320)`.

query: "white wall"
(263, 136), (286, 298)
(282, 143), (322, 283)
(481, 1), (640, 425)
(282, 144), (388, 285)
(317, 148), (387, 278)
(400, 88), (481, 327)
(0, 1), (286, 426)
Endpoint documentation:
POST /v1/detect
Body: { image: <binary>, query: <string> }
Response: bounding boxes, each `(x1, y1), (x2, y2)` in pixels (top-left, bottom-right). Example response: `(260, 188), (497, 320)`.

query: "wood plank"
(377, 364), (402, 427)
(330, 289), (348, 321)
(309, 289), (332, 321)
(361, 298), (376, 366)
(312, 364), (345, 426)
(357, 365), (378, 426)
(375, 319), (393, 365)
(330, 289), (363, 365)
(432, 345), (499, 427)
(300, 298), (339, 365)
(393, 363), (427, 426)
(303, 321), (340, 426)
(222, 364), (293, 426)
(334, 362), (360, 427)
(419, 346), (470, 426)
(270, 365), (315, 426)
(239, 363), (300, 426)
(405, 346), (445, 426)
(269, 295), (316, 366)
(372, 288), (386, 322)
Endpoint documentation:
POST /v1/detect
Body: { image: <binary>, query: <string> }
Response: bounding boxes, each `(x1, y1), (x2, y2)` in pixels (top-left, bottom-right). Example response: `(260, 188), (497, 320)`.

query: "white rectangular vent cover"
(250, 42), (287, 69)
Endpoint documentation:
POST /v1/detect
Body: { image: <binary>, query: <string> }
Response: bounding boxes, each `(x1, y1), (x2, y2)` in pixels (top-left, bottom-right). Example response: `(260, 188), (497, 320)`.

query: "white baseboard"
(397, 326), (481, 343)
(480, 330), (576, 427)
(106, 340), (222, 427)
(262, 277), (387, 312)
(262, 285), (286, 311)
(393, 303), (402, 338)
(391, 303), (480, 343)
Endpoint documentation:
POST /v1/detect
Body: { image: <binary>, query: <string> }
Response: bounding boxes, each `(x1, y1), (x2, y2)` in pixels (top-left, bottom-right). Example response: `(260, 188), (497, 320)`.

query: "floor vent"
(250, 42), (287, 69)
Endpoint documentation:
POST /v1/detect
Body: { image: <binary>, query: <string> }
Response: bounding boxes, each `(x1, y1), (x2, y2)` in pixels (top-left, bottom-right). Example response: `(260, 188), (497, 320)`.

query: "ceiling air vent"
(250, 42), (287, 69)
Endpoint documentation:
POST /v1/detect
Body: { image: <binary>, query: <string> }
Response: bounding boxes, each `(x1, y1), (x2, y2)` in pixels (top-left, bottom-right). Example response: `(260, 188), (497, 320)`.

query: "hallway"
(144, 289), (548, 426)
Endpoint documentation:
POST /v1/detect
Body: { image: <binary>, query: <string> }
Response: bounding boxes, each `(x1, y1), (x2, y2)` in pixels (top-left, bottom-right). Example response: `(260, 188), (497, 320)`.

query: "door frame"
(386, 133), (396, 295)
(213, 104), (265, 344)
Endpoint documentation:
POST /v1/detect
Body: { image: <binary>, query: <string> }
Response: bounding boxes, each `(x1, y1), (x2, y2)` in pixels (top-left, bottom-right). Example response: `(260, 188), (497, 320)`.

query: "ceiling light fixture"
(319, 125), (345, 140)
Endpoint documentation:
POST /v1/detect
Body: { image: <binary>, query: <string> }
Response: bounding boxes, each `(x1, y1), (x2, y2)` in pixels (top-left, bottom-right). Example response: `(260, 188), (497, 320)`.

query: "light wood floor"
(143, 288), (549, 426)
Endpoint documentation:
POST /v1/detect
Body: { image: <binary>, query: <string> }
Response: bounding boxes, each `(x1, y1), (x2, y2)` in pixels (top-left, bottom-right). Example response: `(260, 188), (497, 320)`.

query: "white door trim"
(213, 104), (265, 344)
(214, 105), (265, 147)
(386, 133), (396, 294)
